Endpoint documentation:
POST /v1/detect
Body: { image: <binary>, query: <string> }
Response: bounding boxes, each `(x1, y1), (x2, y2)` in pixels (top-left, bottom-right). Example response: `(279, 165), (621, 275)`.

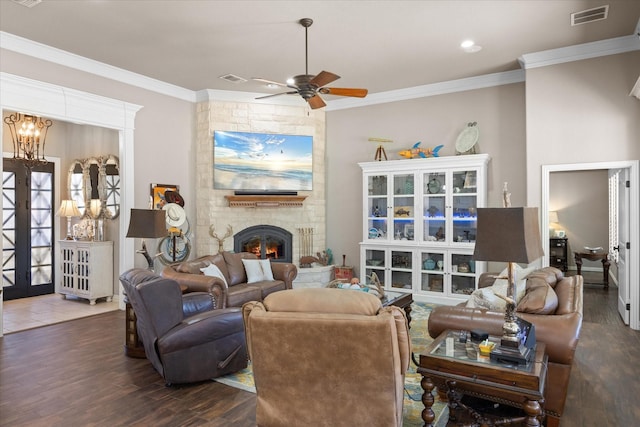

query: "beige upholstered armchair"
(242, 288), (411, 427)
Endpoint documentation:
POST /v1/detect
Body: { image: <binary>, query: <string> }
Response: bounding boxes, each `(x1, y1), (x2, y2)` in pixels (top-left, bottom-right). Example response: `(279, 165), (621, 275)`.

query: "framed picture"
(150, 183), (179, 209)
(213, 130), (313, 191)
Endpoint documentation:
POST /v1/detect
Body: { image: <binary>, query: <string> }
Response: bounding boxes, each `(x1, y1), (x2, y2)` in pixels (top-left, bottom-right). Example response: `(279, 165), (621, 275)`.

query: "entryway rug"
(215, 301), (448, 426)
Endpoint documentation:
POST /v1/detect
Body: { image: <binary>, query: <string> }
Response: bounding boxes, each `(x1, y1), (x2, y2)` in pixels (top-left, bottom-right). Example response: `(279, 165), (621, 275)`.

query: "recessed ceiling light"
(266, 83), (279, 89)
(460, 40), (482, 53)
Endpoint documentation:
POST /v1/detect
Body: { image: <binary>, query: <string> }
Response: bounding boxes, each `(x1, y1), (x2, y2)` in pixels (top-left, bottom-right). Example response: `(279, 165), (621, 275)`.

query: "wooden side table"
(574, 251), (610, 289)
(418, 330), (547, 427)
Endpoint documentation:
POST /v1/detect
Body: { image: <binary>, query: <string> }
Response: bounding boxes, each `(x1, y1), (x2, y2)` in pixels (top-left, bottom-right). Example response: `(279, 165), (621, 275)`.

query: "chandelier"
(3, 112), (52, 168)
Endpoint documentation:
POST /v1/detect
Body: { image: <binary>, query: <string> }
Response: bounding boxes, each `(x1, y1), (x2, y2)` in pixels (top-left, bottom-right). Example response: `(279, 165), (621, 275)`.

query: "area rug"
(215, 302), (448, 426)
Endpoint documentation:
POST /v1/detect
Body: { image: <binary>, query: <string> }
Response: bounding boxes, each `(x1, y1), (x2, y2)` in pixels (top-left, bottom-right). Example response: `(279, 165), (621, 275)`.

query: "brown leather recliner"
(427, 267), (583, 427)
(243, 288), (411, 427)
(120, 269), (248, 385)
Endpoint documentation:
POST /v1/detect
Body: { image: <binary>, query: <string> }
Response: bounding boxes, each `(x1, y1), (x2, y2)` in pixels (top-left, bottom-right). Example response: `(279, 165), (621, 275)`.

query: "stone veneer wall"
(195, 99), (326, 264)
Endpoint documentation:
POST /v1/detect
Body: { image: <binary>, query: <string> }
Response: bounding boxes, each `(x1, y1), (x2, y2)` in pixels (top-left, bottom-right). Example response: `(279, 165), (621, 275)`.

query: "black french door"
(2, 158), (55, 300)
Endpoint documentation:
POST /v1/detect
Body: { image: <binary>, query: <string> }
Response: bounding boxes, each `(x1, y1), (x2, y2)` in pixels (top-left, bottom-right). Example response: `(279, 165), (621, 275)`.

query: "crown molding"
(325, 70), (525, 111)
(0, 31), (196, 102)
(3, 30), (638, 110)
(518, 35), (640, 70)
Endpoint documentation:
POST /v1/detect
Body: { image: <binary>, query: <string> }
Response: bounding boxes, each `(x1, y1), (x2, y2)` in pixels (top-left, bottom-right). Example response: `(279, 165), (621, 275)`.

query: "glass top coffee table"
(380, 290), (413, 326)
(417, 330), (547, 426)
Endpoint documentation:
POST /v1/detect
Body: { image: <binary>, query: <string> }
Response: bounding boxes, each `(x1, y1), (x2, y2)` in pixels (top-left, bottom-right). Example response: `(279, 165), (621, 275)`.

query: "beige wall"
(1, 48), (195, 280)
(526, 51), (640, 208)
(326, 83), (527, 275)
(550, 169), (609, 270)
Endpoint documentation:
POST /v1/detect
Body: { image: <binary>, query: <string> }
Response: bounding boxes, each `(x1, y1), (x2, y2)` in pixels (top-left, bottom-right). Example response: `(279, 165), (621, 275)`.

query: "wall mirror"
(67, 155), (120, 220)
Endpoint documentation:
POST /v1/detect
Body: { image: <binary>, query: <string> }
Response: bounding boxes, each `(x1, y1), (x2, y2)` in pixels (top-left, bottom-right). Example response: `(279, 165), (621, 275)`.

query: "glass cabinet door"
(450, 252), (477, 296)
(364, 248), (386, 286)
(367, 175), (388, 240)
(392, 174), (415, 241)
(451, 170), (478, 244)
(420, 250), (445, 293)
(423, 172), (446, 242)
(390, 250), (412, 290)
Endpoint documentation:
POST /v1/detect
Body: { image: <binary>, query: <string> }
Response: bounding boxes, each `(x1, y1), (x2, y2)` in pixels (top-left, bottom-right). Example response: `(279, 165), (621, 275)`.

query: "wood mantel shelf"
(225, 195), (308, 208)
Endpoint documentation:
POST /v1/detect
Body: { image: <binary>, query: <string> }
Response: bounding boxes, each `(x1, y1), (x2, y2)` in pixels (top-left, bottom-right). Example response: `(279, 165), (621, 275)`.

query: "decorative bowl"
(367, 259), (383, 266)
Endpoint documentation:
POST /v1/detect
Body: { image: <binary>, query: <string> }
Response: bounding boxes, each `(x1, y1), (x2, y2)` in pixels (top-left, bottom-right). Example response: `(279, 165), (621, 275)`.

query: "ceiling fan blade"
(319, 87), (368, 98)
(309, 71), (340, 88)
(256, 91), (298, 100)
(252, 77), (289, 87)
(307, 94), (326, 109)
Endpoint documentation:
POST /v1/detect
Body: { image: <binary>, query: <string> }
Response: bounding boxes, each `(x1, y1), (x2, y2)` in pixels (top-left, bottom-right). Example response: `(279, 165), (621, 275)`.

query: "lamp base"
(490, 343), (533, 365)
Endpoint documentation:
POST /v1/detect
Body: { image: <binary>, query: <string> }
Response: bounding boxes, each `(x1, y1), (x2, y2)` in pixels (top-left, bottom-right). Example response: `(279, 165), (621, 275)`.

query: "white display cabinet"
(360, 154), (489, 305)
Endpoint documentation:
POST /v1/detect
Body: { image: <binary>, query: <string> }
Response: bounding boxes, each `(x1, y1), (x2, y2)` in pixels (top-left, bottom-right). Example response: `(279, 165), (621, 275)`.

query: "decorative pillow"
(242, 259), (274, 283)
(200, 263), (228, 286)
(517, 278), (559, 314)
(465, 264), (535, 311)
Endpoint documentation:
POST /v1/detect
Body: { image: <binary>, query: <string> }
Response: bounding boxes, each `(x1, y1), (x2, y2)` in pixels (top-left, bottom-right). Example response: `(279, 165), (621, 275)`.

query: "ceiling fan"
(253, 18), (368, 109)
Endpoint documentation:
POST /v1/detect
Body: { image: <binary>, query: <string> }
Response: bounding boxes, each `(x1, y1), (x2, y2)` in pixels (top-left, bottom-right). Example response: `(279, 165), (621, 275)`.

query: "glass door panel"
(452, 194), (477, 243)
(367, 175), (388, 239)
(364, 249), (385, 286)
(420, 251), (444, 293)
(393, 174), (414, 241)
(390, 250), (412, 290)
(451, 253), (476, 295)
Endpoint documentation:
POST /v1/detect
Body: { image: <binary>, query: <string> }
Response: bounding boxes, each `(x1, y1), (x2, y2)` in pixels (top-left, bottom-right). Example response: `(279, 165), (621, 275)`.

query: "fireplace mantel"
(225, 195), (308, 208)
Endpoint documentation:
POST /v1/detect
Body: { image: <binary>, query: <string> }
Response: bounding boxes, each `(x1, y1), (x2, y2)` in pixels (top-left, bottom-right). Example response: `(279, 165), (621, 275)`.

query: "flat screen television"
(213, 130), (313, 192)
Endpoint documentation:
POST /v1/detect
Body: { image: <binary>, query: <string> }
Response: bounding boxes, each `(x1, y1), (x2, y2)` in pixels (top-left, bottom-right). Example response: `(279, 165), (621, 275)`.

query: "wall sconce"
(56, 200), (81, 240)
(3, 112), (53, 168)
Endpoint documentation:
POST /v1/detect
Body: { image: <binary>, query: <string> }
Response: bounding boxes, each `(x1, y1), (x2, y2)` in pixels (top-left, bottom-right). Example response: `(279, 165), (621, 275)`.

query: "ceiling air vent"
(219, 74), (247, 84)
(11, 0), (42, 8)
(571, 5), (609, 26)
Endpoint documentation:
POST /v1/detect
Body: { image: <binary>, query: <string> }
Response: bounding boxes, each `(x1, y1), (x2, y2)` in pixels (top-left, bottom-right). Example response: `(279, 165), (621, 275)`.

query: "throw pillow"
(465, 264), (535, 311)
(200, 263), (228, 286)
(517, 278), (559, 314)
(242, 259), (275, 283)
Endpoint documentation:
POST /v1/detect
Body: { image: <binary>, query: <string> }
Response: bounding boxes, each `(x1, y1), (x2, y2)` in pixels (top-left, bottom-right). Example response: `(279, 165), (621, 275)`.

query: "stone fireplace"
(194, 99), (327, 265)
(234, 225), (292, 263)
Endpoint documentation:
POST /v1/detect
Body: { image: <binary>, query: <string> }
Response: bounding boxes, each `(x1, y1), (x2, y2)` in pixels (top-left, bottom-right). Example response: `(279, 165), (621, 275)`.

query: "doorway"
(542, 161), (639, 331)
(2, 158), (55, 300)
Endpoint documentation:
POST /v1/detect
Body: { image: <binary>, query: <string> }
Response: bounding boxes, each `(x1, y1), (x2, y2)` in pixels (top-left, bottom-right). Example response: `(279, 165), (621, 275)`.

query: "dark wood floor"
(1, 271), (639, 426)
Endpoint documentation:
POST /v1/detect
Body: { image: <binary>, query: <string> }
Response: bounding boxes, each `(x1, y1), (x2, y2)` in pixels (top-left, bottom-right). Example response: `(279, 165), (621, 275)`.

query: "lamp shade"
(473, 207), (544, 264)
(56, 200), (81, 217)
(126, 209), (167, 239)
(549, 211), (559, 224)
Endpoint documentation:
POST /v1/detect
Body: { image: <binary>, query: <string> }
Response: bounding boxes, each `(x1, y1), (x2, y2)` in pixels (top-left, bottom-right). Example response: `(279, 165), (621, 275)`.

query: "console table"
(418, 330), (547, 427)
(574, 251), (610, 289)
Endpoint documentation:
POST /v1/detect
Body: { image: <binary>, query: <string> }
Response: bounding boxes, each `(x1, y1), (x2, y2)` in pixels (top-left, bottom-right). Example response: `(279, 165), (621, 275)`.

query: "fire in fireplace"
(234, 225), (293, 263)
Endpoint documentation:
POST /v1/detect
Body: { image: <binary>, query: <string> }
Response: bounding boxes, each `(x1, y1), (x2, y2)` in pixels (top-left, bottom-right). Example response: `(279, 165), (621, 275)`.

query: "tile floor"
(2, 293), (120, 335)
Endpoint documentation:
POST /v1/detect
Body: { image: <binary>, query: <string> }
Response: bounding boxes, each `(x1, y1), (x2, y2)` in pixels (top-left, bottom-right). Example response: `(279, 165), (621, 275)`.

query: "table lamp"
(56, 200), (81, 240)
(126, 209), (167, 269)
(473, 207), (544, 363)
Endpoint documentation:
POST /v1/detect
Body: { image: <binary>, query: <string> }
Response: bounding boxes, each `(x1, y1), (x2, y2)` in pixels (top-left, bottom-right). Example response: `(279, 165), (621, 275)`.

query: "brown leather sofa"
(161, 251), (297, 309)
(427, 267), (583, 427)
(120, 268), (248, 385)
(243, 288), (411, 427)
